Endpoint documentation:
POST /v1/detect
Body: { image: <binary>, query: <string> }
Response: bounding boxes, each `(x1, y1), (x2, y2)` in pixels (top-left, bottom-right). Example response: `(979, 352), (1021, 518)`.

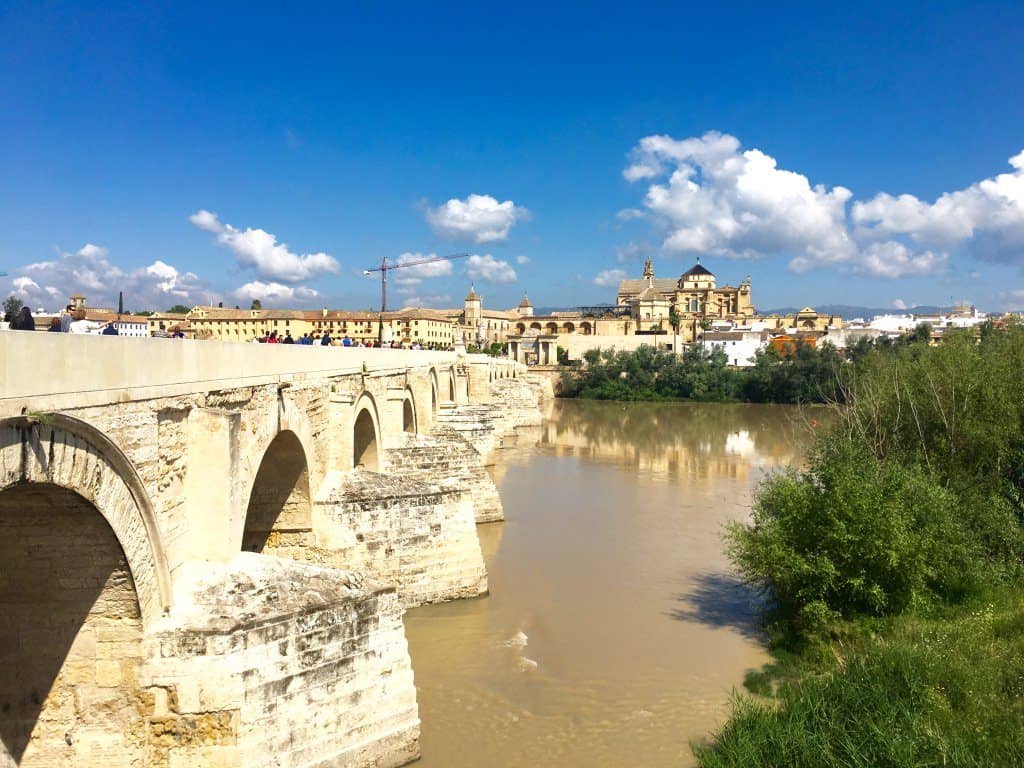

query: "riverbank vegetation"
(558, 324), (942, 404)
(560, 343), (846, 403)
(694, 325), (1024, 766)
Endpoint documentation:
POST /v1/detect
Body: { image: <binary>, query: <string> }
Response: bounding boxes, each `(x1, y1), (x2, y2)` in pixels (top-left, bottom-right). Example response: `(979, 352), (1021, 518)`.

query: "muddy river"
(404, 400), (820, 767)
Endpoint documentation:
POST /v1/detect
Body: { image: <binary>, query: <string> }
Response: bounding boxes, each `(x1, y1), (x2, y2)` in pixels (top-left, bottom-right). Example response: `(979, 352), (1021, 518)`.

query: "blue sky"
(2, 1), (1023, 313)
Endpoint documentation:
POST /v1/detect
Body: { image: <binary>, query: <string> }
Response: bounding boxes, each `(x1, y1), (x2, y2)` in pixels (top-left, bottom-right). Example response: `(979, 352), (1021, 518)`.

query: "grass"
(693, 590), (1024, 767)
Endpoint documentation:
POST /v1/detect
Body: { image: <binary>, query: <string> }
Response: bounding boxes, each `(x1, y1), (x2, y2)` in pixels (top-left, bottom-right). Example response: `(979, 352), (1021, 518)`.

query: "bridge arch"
(447, 369), (456, 402)
(241, 429), (313, 555)
(430, 368), (439, 415)
(0, 483), (148, 766)
(0, 415), (171, 626)
(0, 415), (167, 767)
(353, 391), (382, 472)
(403, 386), (418, 433)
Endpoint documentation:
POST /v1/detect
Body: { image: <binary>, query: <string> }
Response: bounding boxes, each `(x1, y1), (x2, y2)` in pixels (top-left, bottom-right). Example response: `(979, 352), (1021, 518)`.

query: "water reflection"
(540, 400), (815, 482)
(405, 400), (822, 768)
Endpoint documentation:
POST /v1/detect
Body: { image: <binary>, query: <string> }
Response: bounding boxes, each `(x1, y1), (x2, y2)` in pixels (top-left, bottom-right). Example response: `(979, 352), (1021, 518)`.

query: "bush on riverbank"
(697, 325), (1024, 764)
(559, 343), (845, 404)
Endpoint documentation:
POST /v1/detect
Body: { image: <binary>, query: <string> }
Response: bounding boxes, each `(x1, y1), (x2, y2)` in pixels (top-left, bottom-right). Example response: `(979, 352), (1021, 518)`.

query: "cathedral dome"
(681, 261), (714, 278)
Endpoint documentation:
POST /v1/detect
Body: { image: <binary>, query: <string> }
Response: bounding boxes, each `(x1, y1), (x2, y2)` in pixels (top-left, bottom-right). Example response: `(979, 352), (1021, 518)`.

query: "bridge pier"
(0, 333), (538, 768)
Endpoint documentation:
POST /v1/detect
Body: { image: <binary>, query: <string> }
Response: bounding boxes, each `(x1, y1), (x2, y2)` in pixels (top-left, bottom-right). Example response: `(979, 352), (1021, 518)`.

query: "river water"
(404, 400), (820, 767)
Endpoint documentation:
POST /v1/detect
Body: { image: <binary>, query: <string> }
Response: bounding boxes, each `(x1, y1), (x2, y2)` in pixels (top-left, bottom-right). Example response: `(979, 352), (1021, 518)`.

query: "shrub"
(727, 436), (998, 635)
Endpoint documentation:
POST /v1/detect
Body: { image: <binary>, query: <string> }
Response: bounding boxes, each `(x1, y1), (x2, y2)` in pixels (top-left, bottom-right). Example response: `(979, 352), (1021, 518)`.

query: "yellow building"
(758, 307), (841, 333)
(187, 307), (313, 342)
(184, 306), (458, 346)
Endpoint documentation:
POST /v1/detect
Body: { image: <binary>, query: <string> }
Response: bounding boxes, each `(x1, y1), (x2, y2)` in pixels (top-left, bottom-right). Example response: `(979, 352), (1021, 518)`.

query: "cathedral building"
(616, 258), (755, 342)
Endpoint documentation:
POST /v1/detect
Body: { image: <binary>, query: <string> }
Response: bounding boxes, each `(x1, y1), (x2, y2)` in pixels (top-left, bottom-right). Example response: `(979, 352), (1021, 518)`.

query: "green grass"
(693, 591), (1024, 767)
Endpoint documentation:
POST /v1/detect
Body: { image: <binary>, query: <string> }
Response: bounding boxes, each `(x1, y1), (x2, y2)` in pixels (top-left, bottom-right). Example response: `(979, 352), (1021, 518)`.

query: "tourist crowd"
(251, 330), (449, 350)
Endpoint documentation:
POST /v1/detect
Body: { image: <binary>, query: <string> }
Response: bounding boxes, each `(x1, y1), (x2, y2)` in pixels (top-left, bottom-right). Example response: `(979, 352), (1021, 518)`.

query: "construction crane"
(363, 253), (468, 342)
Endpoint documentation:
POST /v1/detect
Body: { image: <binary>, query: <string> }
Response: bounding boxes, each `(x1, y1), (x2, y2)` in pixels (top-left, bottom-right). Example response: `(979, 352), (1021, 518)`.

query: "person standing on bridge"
(12, 306), (35, 331)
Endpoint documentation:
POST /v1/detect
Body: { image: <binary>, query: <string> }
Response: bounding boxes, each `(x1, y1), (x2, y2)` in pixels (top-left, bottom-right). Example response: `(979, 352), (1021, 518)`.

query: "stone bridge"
(0, 332), (549, 768)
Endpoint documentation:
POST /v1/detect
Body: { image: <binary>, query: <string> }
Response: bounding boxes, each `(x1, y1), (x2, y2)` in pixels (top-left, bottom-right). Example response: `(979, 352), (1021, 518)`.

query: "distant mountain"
(760, 304), (958, 319)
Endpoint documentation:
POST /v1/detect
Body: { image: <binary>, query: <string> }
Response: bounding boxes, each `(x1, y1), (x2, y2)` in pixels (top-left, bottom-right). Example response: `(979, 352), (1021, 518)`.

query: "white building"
(700, 330), (768, 367)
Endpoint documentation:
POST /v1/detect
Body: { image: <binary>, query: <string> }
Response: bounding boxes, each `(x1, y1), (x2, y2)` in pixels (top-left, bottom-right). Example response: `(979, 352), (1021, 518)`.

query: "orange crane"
(363, 253), (468, 342)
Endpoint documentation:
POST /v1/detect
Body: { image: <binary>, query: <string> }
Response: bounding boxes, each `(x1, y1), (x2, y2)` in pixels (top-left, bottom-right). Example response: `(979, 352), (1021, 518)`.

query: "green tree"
(668, 307), (682, 333)
(167, 304), (191, 314)
(250, 299), (262, 310)
(3, 295), (24, 319)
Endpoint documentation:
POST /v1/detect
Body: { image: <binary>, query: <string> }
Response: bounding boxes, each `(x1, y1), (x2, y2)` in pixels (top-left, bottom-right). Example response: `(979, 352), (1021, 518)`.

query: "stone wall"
(0, 342), (539, 768)
(145, 556), (419, 768)
(0, 485), (148, 768)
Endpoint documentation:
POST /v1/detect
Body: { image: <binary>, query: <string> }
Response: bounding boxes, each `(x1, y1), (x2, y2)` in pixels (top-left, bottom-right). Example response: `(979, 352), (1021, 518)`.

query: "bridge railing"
(0, 331), (495, 416)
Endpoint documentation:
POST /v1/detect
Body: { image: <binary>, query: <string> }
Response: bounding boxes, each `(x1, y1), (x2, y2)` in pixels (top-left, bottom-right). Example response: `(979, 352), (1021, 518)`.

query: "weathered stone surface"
(386, 430), (505, 524)
(0, 339), (540, 768)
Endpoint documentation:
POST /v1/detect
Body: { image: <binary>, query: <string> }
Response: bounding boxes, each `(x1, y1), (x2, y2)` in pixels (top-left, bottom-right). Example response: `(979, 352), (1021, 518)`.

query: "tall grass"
(694, 595), (1024, 767)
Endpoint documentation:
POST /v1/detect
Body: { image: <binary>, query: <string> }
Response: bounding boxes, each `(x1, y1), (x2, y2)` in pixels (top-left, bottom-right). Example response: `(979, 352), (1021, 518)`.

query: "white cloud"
(426, 194), (528, 243)
(516, 255), (531, 265)
(188, 209), (221, 232)
(624, 131), (855, 267)
(190, 210), (340, 283)
(853, 241), (948, 279)
(622, 132), (1024, 278)
(466, 254), (517, 283)
(392, 252), (455, 288)
(400, 294), (451, 309)
(11, 244), (210, 310)
(852, 150), (1024, 263)
(892, 298), (908, 310)
(593, 268), (628, 287)
(232, 281), (319, 306)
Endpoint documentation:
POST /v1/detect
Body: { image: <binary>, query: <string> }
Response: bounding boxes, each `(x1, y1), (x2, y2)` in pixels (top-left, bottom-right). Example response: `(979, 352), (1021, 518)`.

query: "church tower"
(464, 285), (482, 326)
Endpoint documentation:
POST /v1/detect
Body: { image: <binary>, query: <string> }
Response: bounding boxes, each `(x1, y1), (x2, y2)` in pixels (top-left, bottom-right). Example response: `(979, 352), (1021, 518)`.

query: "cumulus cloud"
(624, 131), (855, 267)
(466, 254), (517, 283)
(892, 298), (908, 310)
(852, 150), (1024, 262)
(190, 210), (340, 283)
(426, 194), (528, 243)
(622, 132), (1024, 278)
(10, 243), (209, 310)
(853, 241), (948, 279)
(516, 255), (531, 265)
(232, 281), (319, 305)
(391, 251), (455, 289)
(593, 268), (628, 287)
